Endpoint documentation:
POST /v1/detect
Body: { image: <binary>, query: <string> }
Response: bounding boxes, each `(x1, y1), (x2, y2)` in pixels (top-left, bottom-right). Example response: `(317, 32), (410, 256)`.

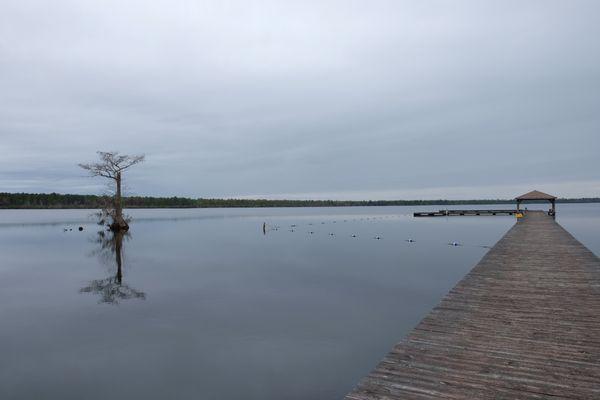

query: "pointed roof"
(515, 190), (557, 200)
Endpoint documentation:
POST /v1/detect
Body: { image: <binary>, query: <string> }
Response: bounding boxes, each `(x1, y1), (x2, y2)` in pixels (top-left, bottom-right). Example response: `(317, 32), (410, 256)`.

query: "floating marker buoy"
(309, 231), (314, 234)
(78, 226), (84, 231)
(374, 236), (381, 240)
(351, 234), (357, 238)
(329, 233), (335, 236)
(406, 239), (414, 243)
(450, 242), (460, 246)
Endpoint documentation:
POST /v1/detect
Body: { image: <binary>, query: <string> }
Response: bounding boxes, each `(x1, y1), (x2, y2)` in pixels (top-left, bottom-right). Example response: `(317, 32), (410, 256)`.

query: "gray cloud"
(1, 0), (599, 199)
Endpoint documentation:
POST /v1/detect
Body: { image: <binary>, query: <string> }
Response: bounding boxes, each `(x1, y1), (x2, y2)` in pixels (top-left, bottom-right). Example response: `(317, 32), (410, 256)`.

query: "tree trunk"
(111, 172), (129, 231)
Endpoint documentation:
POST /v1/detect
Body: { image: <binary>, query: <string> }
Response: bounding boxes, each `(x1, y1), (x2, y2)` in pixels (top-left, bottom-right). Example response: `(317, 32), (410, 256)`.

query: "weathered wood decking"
(346, 211), (600, 399)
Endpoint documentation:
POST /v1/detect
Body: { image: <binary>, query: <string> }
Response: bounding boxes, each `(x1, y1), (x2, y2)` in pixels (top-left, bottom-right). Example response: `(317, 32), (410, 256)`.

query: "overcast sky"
(1, 0), (599, 199)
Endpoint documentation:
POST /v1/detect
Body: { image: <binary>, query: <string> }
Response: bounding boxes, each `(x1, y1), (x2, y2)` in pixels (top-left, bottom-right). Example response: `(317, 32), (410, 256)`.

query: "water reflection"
(1, 206), (598, 400)
(80, 229), (146, 304)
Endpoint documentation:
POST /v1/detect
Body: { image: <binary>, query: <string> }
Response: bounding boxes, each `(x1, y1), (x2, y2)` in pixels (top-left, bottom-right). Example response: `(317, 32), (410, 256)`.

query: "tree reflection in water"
(80, 229), (146, 304)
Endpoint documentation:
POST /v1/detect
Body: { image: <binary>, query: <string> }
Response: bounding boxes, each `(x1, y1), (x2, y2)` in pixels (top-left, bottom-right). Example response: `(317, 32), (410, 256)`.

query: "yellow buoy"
(516, 212), (524, 218)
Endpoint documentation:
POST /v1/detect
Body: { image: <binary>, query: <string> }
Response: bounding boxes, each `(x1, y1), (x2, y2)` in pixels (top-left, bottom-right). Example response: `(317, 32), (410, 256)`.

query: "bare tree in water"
(79, 151), (145, 231)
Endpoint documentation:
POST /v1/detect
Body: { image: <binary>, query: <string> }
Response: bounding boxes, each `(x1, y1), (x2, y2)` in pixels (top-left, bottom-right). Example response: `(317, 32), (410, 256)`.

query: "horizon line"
(2, 191), (600, 203)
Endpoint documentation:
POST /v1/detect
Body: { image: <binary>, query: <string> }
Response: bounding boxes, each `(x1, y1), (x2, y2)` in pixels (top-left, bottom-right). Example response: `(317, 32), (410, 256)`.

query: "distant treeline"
(1, 192), (599, 209)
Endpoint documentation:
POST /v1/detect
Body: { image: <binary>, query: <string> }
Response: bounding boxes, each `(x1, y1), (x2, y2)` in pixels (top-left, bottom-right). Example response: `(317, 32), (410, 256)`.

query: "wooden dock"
(414, 209), (518, 217)
(345, 211), (600, 399)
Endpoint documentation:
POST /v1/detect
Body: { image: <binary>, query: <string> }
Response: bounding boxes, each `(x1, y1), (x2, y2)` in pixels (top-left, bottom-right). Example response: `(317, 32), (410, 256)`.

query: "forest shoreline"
(2, 192), (599, 209)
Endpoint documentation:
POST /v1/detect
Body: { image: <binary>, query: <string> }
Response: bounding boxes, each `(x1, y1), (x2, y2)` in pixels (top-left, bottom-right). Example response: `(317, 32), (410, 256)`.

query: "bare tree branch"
(79, 151), (145, 180)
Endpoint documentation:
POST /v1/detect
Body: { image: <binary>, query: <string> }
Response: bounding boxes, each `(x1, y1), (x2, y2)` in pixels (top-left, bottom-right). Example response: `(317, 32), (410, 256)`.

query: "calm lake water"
(1, 204), (598, 400)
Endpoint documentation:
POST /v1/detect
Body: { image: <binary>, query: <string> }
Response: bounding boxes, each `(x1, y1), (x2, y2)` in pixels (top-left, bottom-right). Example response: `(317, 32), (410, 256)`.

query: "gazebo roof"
(515, 190), (557, 200)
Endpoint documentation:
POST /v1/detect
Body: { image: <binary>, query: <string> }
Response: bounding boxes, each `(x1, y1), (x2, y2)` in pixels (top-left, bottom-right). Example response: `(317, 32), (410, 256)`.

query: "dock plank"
(345, 211), (600, 399)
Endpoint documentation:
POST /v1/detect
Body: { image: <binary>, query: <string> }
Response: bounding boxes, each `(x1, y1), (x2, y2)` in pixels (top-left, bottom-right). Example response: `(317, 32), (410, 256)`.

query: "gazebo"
(515, 190), (557, 216)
